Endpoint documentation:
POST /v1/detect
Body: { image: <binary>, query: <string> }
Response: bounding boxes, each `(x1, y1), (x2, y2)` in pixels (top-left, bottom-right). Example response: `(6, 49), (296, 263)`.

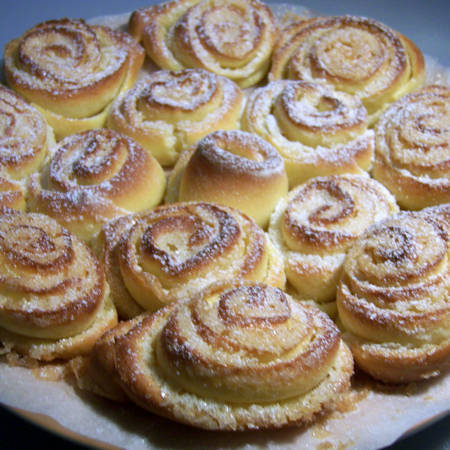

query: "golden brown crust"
(27, 129), (166, 243)
(372, 85), (450, 210)
(166, 130), (288, 228)
(107, 69), (243, 166)
(269, 16), (425, 124)
(109, 282), (353, 430)
(4, 19), (144, 139)
(95, 202), (285, 318)
(129, 0), (275, 88)
(337, 211), (450, 383)
(0, 211), (117, 361)
(269, 175), (399, 315)
(243, 80), (374, 187)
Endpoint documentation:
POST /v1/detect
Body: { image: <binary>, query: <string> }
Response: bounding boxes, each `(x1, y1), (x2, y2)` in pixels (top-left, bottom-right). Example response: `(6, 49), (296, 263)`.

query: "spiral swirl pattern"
(109, 281), (353, 430)
(129, 0), (275, 88)
(4, 18), (144, 138)
(97, 202), (285, 317)
(166, 130), (288, 228)
(337, 211), (450, 382)
(28, 129), (166, 242)
(373, 85), (450, 210)
(243, 80), (374, 187)
(270, 16), (425, 123)
(269, 175), (398, 313)
(107, 69), (243, 166)
(0, 211), (117, 360)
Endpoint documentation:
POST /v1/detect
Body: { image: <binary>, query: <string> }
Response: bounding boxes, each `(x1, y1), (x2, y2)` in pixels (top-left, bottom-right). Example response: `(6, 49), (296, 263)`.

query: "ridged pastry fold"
(0, 211), (117, 360)
(337, 210), (450, 382)
(129, 0), (276, 88)
(94, 202), (285, 318)
(4, 18), (144, 139)
(269, 175), (399, 316)
(95, 281), (353, 430)
(166, 130), (288, 228)
(27, 129), (166, 243)
(107, 69), (243, 166)
(243, 80), (374, 187)
(372, 85), (450, 210)
(269, 16), (425, 124)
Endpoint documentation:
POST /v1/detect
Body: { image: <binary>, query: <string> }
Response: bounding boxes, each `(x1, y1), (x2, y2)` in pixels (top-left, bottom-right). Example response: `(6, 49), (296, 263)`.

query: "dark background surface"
(0, 0), (449, 448)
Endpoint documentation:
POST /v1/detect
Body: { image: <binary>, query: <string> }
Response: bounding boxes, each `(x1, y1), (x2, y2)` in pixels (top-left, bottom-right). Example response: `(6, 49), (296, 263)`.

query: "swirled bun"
(0, 85), (55, 210)
(337, 211), (450, 383)
(0, 211), (117, 361)
(372, 85), (450, 210)
(107, 69), (243, 166)
(269, 175), (399, 317)
(95, 202), (285, 318)
(4, 18), (144, 139)
(95, 281), (353, 430)
(243, 80), (374, 187)
(129, 0), (275, 88)
(28, 129), (166, 243)
(270, 16), (425, 124)
(166, 130), (288, 228)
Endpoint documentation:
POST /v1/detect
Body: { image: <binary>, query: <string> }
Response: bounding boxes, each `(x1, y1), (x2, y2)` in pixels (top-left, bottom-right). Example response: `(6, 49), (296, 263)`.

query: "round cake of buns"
(4, 18), (144, 139)
(0, 210), (117, 361)
(129, 0), (276, 87)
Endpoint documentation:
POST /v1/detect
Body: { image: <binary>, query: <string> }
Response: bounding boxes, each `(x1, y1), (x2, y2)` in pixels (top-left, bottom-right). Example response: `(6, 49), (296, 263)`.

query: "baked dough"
(337, 211), (450, 383)
(96, 281), (353, 430)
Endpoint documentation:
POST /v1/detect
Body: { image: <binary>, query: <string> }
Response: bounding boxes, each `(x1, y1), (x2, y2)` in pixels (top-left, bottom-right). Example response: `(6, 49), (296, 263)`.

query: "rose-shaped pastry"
(0, 211), (117, 361)
(372, 85), (450, 210)
(95, 202), (285, 318)
(269, 175), (399, 317)
(166, 130), (288, 228)
(93, 281), (353, 430)
(270, 16), (425, 124)
(337, 211), (450, 383)
(129, 0), (275, 88)
(107, 69), (243, 166)
(4, 18), (144, 139)
(243, 80), (374, 187)
(28, 129), (166, 243)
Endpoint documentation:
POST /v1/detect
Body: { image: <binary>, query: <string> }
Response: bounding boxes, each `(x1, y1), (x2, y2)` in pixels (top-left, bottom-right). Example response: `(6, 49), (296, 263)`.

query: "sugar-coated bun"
(0, 85), (55, 211)
(96, 281), (353, 430)
(243, 80), (374, 188)
(129, 0), (276, 88)
(269, 174), (399, 317)
(270, 16), (425, 124)
(0, 211), (117, 361)
(94, 202), (285, 318)
(372, 85), (450, 210)
(166, 130), (288, 228)
(4, 18), (144, 139)
(337, 211), (450, 383)
(27, 129), (166, 243)
(107, 69), (243, 166)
